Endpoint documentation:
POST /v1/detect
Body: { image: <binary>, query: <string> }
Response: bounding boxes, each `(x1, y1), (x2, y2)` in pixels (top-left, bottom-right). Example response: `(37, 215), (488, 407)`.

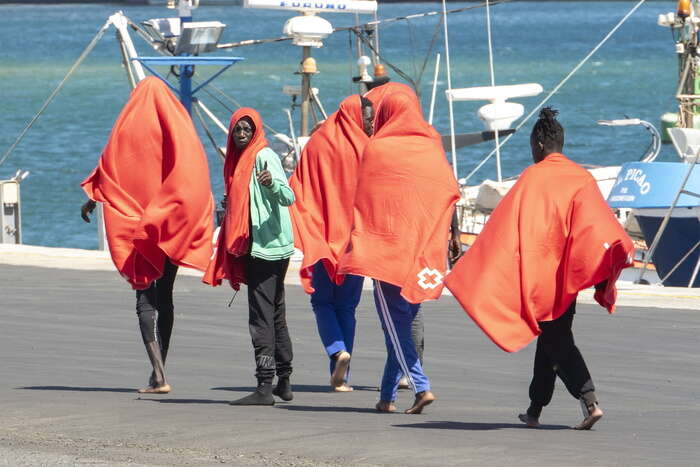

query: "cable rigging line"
(461, 0), (648, 184)
(0, 19), (111, 168)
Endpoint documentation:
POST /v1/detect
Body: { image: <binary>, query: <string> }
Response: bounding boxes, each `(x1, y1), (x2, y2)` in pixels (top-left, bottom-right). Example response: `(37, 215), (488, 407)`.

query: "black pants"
(527, 300), (597, 418)
(245, 255), (293, 384)
(135, 260), (178, 357)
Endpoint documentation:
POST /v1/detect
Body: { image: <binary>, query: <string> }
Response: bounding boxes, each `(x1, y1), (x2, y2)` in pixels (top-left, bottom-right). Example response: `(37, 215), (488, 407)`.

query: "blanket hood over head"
(337, 89), (460, 304)
(290, 94), (368, 293)
(81, 76), (214, 290)
(204, 107), (269, 290)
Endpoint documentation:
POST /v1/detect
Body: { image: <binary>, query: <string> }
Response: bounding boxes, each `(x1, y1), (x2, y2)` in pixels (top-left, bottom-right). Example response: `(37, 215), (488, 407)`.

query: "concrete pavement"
(1, 263), (699, 466)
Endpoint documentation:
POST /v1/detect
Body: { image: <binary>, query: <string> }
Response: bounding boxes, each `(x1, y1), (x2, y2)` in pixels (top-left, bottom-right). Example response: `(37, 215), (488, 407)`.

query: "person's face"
(233, 118), (254, 150)
(362, 104), (375, 137)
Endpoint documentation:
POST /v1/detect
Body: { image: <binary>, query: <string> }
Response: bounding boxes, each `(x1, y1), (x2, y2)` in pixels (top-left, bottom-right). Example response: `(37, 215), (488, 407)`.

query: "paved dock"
(1, 252), (699, 465)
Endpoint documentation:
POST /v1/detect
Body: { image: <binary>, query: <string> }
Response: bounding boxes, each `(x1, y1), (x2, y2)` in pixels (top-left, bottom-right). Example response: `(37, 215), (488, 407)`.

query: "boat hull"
(634, 208), (700, 287)
(609, 162), (700, 287)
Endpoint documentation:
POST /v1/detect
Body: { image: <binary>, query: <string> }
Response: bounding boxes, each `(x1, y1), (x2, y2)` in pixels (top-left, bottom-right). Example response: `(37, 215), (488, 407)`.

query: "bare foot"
(398, 377), (410, 390)
(405, 390), (435, 414)
(332, 383), (354, 392)
(137, 383), (171, 394)
(330, 351), (351, 388)
(574, 403), (603, 430)
(375, 400), (397, 413)
(518, 413), (540, 428)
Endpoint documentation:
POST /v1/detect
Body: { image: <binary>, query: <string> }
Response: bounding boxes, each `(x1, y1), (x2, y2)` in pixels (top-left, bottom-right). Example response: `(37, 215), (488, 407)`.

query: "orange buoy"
(373, 63), (387, 78)
(678, 0), (691, 19)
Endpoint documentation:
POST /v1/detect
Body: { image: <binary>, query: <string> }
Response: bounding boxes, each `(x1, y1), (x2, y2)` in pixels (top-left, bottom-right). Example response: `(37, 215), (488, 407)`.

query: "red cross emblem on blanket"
(417, 267), (443, 290)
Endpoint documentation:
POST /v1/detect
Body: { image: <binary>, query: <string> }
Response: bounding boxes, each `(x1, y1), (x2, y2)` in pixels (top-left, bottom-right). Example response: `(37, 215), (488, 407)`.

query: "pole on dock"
(300, 46), (312, 137)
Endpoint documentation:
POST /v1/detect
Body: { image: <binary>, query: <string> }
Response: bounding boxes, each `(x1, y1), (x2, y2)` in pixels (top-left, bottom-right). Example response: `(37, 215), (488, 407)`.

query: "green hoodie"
(248, 147), (295, 260)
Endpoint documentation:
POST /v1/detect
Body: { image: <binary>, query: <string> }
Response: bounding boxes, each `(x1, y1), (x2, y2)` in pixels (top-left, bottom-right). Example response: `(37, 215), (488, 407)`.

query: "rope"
(461, 0), (648, 184)
(0, 19), (111, 168)
(442, 0), (458, 178)
(127, 18), (282, 135)
(193, 100), (226, 161)
(414, 15), (444, 91)
(194, 79), (282, 135)
(217, 1), (512, 50)
(485, 0), (502, 182)
(406, 18), (419, 80)
(353, 29), (418, 92)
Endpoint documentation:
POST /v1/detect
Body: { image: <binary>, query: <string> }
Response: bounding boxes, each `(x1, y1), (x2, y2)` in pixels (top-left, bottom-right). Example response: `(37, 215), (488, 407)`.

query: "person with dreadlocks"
(445, 107), (634, 430)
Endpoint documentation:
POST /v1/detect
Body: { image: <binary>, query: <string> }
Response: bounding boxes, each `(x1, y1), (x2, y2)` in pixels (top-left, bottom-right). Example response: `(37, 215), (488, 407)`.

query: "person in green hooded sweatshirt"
(205, 108), (295, 406)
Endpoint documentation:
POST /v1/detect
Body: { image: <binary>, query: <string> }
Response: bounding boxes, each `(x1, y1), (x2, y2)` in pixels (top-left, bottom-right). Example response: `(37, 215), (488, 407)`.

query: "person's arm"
(448, 207), (462, 263)
(256, 149), (295, 206)
(80, 199), (97, 223)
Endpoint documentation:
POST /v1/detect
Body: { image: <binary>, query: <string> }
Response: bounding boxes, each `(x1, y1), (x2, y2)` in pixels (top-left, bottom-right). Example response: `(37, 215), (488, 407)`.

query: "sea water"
(0, 2), (679, 249)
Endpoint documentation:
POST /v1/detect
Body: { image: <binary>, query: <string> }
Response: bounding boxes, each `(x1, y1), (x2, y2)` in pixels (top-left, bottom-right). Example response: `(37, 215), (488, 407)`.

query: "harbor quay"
(0, 245), (698, 466)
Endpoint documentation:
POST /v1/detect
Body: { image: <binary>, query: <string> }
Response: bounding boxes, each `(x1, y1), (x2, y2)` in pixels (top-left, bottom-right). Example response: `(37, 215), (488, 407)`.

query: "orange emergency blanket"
(445, 153), (634, 352)
(289, 95), (368, 293)
(203, 108), (268, 290)
(81, 77), (214, 290)
(337, 90), (460, 304)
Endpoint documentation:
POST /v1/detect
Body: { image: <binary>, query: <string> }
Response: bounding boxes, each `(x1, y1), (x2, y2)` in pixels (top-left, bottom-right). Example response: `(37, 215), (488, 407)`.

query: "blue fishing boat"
(609, 157), (700, 287)
(607, 1), (700, 287)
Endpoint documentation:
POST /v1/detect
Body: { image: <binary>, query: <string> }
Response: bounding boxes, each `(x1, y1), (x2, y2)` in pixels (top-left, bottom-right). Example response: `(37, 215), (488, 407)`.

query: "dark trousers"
(135, 259), (178, 357)
(527, 300), (597, 418)
(245, 255), (293, 384)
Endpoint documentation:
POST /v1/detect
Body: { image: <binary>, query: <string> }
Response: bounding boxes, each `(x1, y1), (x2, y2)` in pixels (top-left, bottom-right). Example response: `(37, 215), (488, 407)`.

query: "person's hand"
(256, 161), (272, 187)
(448, 232), (463, 263)
(81, 199), (96, 223)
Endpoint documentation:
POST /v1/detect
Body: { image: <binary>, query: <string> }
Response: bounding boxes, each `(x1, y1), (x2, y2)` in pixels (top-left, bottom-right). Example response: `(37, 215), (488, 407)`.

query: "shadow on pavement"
(393, 421), (571, 431)
(276, 404), (379, 414)
(17, 386), (135, 393)
(211, 385), (378, 393)
(137, 398), (230, 405)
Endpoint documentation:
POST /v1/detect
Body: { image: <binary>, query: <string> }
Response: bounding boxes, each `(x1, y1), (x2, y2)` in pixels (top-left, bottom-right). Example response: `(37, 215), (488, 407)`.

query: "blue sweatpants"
(373, 280), (431, 402)
(310, 262), (364, 379)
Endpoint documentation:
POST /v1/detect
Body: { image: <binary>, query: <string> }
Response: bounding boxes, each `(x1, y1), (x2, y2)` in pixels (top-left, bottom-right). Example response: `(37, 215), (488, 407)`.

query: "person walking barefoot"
(338, 85), (460, 414)
(446, 108), (634, 430)
(80, 77), (214, 395)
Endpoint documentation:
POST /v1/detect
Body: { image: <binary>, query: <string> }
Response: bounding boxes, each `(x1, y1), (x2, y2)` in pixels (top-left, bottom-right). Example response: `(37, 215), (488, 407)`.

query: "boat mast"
(674, 1), (700, 129)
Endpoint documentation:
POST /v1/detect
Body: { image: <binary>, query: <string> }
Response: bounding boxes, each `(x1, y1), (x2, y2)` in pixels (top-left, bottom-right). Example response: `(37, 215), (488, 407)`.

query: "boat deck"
(0, 246), (699, 465)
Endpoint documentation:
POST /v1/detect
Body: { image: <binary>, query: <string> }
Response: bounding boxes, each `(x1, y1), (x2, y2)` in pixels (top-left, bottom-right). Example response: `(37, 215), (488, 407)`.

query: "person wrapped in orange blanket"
(337, 87), (460, 414)
(445, 107), (634, 430)
(204, 108), (296, 406)
(289, 95), (374, 392)
(80, 77), (214, 394)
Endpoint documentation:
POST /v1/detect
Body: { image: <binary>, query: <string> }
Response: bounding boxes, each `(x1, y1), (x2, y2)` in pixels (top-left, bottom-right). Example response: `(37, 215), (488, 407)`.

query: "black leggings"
(527, 300), (596, 418)
(245, 255), (293, 384)
(136, 260), (178, 359)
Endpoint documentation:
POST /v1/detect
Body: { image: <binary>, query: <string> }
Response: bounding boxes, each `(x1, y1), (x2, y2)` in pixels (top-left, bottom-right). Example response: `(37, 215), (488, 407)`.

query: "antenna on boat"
(443, 0), (542, 183)
(484, 0), (501, 182)
(440, 0), (458, 178)
(243, 0), (378, 137)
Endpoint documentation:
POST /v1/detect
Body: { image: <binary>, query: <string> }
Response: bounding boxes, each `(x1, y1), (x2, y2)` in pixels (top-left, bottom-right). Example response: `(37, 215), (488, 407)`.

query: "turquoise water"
(0, 2), (679, 249)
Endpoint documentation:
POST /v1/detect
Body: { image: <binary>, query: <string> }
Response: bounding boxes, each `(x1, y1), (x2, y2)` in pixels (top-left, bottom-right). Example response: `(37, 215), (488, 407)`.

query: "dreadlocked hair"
(531, 106), (564, 152)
